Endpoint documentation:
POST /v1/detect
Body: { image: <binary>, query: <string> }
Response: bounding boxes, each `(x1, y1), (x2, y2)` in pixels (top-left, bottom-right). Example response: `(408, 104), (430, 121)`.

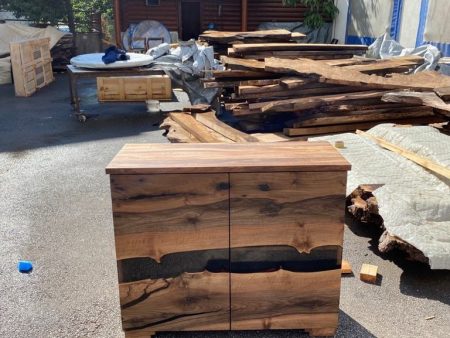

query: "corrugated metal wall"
(120, 0), (307, 33)
(247, 0), (306, 29)
(120, 0), (179, 31)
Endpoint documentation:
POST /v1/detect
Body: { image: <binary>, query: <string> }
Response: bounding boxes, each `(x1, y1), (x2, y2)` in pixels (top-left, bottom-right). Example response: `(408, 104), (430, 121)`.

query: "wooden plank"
(250, 133), (307, 142)
(248, 91), (387, 114)
(160, 117), (200, 143)
(169, 112), (223, 143)
(211, 69), (276, 79)
(236, 84), (375, 100)
(230, 269), (341, 329)
(284, 116), (445, 136)
(120, 272), (230, 333)
(233, 43), (368, 53)
(194, 111), (259, 142)
(239, 53), (356, 61)
(199, 29), (302, 43)
(356, 130), (450, 179)
(111, 174), (230, 261)
(265, 57), (450, 90)
(220, 56), (265, 71)
(360, 264), (378, 283)
(341, 56), (424, 74)
(106, 142), (352, 175)
(435, 86), (450, 100)
(292, 107), (435, 127)
(230, 172), (346, 253)
(382, 91), (450, 115)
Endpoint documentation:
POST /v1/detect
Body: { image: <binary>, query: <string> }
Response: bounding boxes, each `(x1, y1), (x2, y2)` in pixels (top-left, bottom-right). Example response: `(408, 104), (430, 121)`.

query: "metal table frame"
(67, 65), (164, 122)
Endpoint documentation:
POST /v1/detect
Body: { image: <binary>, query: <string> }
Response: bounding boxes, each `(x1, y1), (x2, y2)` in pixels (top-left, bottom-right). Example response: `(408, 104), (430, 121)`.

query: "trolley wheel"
(77, 114), (87, 123)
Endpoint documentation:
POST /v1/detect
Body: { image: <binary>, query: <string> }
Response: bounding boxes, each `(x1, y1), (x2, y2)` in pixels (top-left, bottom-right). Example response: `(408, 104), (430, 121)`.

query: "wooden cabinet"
(106, 143), (350, 337)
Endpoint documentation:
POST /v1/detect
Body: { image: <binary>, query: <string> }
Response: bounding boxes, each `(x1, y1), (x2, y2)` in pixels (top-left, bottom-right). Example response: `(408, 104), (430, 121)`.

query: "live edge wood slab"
(106, 142), (351, 337)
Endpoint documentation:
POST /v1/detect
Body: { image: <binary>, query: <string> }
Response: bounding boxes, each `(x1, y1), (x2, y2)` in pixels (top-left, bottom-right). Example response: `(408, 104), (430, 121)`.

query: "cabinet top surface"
(106, 142), (351, 174)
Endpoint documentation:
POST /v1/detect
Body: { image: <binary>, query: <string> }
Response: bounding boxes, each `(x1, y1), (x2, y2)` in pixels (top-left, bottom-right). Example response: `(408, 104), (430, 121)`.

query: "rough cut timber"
(199, 29), (305, 44)
(264, 57), (450, 90)
(233, 43), (368, 53)
(382, 91), (450, 116)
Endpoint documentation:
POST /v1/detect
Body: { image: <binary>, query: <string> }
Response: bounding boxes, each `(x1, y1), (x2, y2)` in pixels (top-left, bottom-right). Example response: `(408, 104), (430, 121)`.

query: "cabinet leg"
(308, 327), (336, 337)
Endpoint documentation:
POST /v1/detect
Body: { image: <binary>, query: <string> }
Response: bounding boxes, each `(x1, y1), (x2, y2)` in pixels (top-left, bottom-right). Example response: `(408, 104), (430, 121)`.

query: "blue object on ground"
(102, 46), (130, 64)
(18, 260), (33, 273)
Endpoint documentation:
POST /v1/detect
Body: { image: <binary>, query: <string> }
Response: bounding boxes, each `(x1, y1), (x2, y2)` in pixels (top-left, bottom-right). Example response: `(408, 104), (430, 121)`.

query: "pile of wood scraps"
(161, 107), (260, 143)
(206, 50), (450, 135)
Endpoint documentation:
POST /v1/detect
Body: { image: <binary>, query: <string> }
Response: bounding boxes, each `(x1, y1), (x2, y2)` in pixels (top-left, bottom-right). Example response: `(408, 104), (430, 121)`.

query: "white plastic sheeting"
(70, 53), (153, 69)
(314, 124), (450, 269)
(0, 56), (11, 84)
(0, 23), (65, 56)
(367, 33), (441, 71)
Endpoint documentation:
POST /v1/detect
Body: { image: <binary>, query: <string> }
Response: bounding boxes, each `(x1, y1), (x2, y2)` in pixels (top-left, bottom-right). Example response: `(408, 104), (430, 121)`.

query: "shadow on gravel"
(0, 75), (172, 154)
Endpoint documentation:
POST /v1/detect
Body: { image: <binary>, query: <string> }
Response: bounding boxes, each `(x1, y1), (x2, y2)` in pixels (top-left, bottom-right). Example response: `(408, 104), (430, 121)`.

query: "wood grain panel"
(230, 269), (341, 329)
(111, 174), (229, 261)
(230, 172), (346, 253)
(121, 271), (230, 333)
(106, 143), (351, 175)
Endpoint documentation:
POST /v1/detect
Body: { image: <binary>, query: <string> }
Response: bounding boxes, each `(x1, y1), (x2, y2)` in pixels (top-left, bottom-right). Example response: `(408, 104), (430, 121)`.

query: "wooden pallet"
(97, 75), (172, 102)
(10, 37), (54, 97)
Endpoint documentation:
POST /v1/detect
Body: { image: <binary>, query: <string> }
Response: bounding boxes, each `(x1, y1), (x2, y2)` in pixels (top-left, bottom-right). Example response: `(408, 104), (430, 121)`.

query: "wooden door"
(111, 173), (230, 335)
(229, 172), (346, 331)
(181, 1), (201, 40)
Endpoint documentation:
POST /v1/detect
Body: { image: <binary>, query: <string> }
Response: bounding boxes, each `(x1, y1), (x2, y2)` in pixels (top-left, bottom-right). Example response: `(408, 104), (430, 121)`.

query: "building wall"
(120, 0), (179, 32)
(119, 0), (307, 34)
(398, 0), (421, 47)
(247, 0), (307, 30)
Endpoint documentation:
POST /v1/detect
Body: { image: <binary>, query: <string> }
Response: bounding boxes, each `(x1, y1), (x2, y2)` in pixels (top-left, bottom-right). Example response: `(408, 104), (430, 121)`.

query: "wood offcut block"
(360, 263), (378, 283)
(341, 260), (352, 275)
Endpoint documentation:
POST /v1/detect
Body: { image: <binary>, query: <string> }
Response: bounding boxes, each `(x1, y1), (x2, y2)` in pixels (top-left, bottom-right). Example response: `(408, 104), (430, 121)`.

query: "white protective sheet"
(0, 56), (11, 84)
(70, 53), (154, 69)
(314, 125), (450, 269)
(0, 23), (65, 55)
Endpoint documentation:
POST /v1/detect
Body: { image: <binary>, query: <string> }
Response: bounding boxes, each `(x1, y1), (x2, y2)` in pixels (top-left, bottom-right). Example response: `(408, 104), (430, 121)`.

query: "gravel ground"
(0, 75), (449, 338)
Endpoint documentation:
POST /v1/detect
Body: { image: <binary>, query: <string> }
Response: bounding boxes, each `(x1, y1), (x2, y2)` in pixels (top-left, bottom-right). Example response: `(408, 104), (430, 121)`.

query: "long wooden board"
(357, 130), (450, 179)
(169, 112), (226, 143)
(382, 91), (450, 115)
(230, 172), (346, 253)
(194, 111), (259, 142)
(111, 174), (229, 261)
(292, 107), (434, 127)
(265, 57), (450, 90)
(199, 29), (303, 43)
(233, 43), (367, 53)
(248, 91), (387, 114)
(284, 116), (446, 136)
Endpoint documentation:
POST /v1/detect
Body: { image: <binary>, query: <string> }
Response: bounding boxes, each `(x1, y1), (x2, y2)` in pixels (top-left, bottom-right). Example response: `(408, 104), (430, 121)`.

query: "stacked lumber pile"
(51, 33), (75, 71)
(206, 53), (450, 135)
(199, 29), (306, 57)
